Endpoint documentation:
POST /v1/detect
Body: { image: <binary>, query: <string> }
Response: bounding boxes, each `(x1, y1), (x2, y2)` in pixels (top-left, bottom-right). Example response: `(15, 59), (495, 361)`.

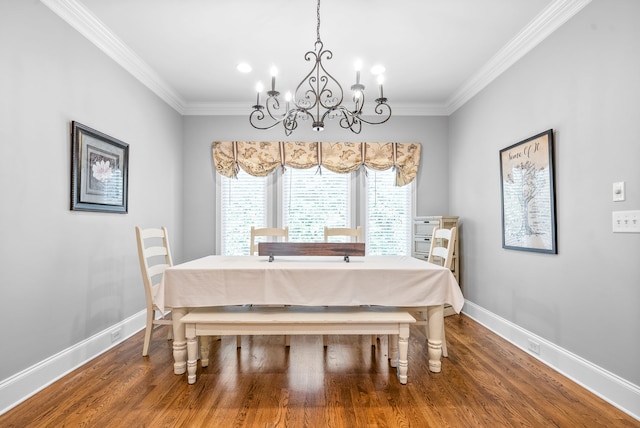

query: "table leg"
(172, 307), (187, 375)
(397, 323), (409, 384)
(427, 304), (444, 373)
(186, 324), (198, 384)
(388, 333), (398, 368)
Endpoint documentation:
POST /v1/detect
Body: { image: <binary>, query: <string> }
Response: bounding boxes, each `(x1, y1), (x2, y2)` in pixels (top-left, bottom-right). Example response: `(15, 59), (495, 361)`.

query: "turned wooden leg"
(389, 333), (398, 368)
(397, 324), (410, 384)
(427, 305), (444, 373)
(186, 325), (198, 384)
(200, 336), (210, 368)
(172, 307), (187, 375)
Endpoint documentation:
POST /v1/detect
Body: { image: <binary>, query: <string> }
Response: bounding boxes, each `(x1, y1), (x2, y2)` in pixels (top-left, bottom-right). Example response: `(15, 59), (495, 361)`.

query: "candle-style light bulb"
(285, 91), (292, 110)
(256, 81), (264, 105)
(377, 75), (385, 99)
(354, 59), (362, 84)
(270, 66), (278, 91)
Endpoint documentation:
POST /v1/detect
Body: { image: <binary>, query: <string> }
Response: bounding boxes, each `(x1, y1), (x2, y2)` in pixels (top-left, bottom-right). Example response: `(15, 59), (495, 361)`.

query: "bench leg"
(186, 325), (198, 384)
(200, 336), (210, 367)
(389, 334), (398, 367)
(397, 324), (409, 384)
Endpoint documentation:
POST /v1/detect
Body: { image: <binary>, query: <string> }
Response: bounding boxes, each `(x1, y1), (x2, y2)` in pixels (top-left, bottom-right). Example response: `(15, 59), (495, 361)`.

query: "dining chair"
(250, 226), (289, 255)
(324, 226), (362, 243)
(323, 225), (371, 346)
(413, 226), (457, 357)
(247, 226), (290, 346)
(135, 226), (174, 357)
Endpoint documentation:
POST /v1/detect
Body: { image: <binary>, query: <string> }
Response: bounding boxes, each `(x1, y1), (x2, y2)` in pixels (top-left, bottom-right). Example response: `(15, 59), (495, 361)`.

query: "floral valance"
(212, 142), (421, 186)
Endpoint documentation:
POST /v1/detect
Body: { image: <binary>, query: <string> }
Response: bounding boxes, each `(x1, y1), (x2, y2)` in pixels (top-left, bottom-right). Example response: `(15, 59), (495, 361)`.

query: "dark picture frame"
(71, 121), (129, 213)
(500, 129), (556, 253)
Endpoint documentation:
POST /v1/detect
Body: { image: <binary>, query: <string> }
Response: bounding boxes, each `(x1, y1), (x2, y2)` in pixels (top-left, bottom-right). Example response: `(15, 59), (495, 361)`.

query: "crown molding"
(40, 0), (187, 114)
(41, 0), (591, 118)
(445, 0), (592, 115)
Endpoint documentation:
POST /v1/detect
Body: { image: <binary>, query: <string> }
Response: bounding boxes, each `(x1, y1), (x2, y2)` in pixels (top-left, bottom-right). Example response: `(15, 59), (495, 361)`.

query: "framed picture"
(71, 121), (129, 213)
(500, 129), (556, 253)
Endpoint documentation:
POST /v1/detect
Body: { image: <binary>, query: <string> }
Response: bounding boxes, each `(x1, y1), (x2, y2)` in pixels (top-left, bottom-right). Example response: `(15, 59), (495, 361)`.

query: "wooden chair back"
(324, 226), (362, 243)
(427, 227), (457, 269)
(135, 226), (173, 356)
(250, 226), (289, 255)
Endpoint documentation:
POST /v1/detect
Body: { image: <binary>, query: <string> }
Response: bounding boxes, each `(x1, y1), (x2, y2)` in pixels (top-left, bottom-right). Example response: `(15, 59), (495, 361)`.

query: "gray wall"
(0, 1), (183, 380)
(182, 115), (450, 261)
(449, 0), (640, 385)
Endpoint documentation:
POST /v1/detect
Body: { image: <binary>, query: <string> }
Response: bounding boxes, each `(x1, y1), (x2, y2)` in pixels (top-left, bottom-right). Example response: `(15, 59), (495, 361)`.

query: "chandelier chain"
(316, 0), (321, 44)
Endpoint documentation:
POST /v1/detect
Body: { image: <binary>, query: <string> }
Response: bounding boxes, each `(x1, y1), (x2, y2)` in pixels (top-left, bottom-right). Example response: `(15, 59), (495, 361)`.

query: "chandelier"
(249, 0), (391, 135)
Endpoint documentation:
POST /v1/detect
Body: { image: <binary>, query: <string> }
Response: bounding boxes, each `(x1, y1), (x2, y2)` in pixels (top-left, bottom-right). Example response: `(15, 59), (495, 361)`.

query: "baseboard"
(462, 300), (640, 421)
(0, 310), (146, 416)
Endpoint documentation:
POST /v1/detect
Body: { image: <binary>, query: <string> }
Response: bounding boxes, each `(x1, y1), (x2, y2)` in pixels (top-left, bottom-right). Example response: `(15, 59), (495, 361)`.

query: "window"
(282, 167), (352, 242)
(218, 169), (268, 255)
(365, 168), (413, 255)
(218, 167), (413, 255)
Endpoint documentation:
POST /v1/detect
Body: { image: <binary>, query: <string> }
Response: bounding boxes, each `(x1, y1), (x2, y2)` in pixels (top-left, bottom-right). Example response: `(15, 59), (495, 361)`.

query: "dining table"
(159, 254), (464, 376)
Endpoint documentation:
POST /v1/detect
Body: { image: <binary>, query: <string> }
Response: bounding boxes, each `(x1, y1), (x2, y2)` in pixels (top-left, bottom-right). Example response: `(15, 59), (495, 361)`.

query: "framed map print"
(500, 129), (556, 253)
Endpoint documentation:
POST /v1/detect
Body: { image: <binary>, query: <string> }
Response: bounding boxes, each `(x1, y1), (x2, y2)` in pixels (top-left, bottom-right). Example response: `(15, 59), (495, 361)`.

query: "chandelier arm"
(351, 103), (393, 125)
(337, 109), (363, 134)
(249, 108), (286, 131)
(265, 96), (289, 121)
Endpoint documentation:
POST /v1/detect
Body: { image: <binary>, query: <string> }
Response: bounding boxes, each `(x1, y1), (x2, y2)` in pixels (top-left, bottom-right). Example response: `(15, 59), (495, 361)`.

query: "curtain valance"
(212, 141), (421, 186)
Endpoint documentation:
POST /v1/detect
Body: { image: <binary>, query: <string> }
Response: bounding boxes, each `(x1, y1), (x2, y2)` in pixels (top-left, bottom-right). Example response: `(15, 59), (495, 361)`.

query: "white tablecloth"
(158, 255), (464, 313)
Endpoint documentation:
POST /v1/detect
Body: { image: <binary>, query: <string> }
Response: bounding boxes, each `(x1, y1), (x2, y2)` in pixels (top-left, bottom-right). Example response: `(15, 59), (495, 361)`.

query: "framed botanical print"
(71, 121), (129, 213)
(500, 129), (556, 253)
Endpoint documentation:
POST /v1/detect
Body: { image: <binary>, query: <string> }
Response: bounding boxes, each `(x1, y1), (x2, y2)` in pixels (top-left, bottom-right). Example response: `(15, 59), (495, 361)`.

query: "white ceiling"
(42, 0), (591, 115)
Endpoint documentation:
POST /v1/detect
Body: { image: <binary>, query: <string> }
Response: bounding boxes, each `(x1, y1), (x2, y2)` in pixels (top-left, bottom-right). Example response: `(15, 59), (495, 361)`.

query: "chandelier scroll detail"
(249, 0), (391, 135)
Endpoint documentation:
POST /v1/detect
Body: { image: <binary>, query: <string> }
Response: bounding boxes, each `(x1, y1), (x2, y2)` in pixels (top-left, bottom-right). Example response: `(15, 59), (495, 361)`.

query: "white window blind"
(365, 168), (413, 255)
(283, 167), (351, 242)
(219, 165), (412, 256)
(220, 169), (267, 255)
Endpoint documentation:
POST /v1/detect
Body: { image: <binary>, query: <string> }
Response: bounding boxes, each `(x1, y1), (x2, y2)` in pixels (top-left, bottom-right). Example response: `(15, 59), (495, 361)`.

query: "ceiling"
(42, 0), (590, 115)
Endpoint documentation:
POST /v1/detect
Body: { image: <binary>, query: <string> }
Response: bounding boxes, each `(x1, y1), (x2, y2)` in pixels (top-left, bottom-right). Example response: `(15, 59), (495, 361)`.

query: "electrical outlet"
(612, 210), (640, 233)
(527, 339), (540, 355)
(110, 328), (122, 343)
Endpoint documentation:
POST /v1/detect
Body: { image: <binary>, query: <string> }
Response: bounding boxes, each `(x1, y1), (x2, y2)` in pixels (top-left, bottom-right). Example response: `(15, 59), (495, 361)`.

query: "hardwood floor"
(1, 314), (637, 427)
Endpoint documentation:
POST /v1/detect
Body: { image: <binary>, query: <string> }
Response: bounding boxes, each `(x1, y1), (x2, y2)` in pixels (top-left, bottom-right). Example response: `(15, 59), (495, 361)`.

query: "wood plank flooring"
(1, 314), (637, 427)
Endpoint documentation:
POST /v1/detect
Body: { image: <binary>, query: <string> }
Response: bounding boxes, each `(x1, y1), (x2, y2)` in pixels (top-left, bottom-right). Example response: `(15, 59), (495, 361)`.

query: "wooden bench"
(181, 305), (415, 385)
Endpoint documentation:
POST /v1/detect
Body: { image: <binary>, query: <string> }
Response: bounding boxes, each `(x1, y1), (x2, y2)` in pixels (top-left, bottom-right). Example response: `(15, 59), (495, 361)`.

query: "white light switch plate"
(612, 210), (640, 233)
(613, 182), (625, 201)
